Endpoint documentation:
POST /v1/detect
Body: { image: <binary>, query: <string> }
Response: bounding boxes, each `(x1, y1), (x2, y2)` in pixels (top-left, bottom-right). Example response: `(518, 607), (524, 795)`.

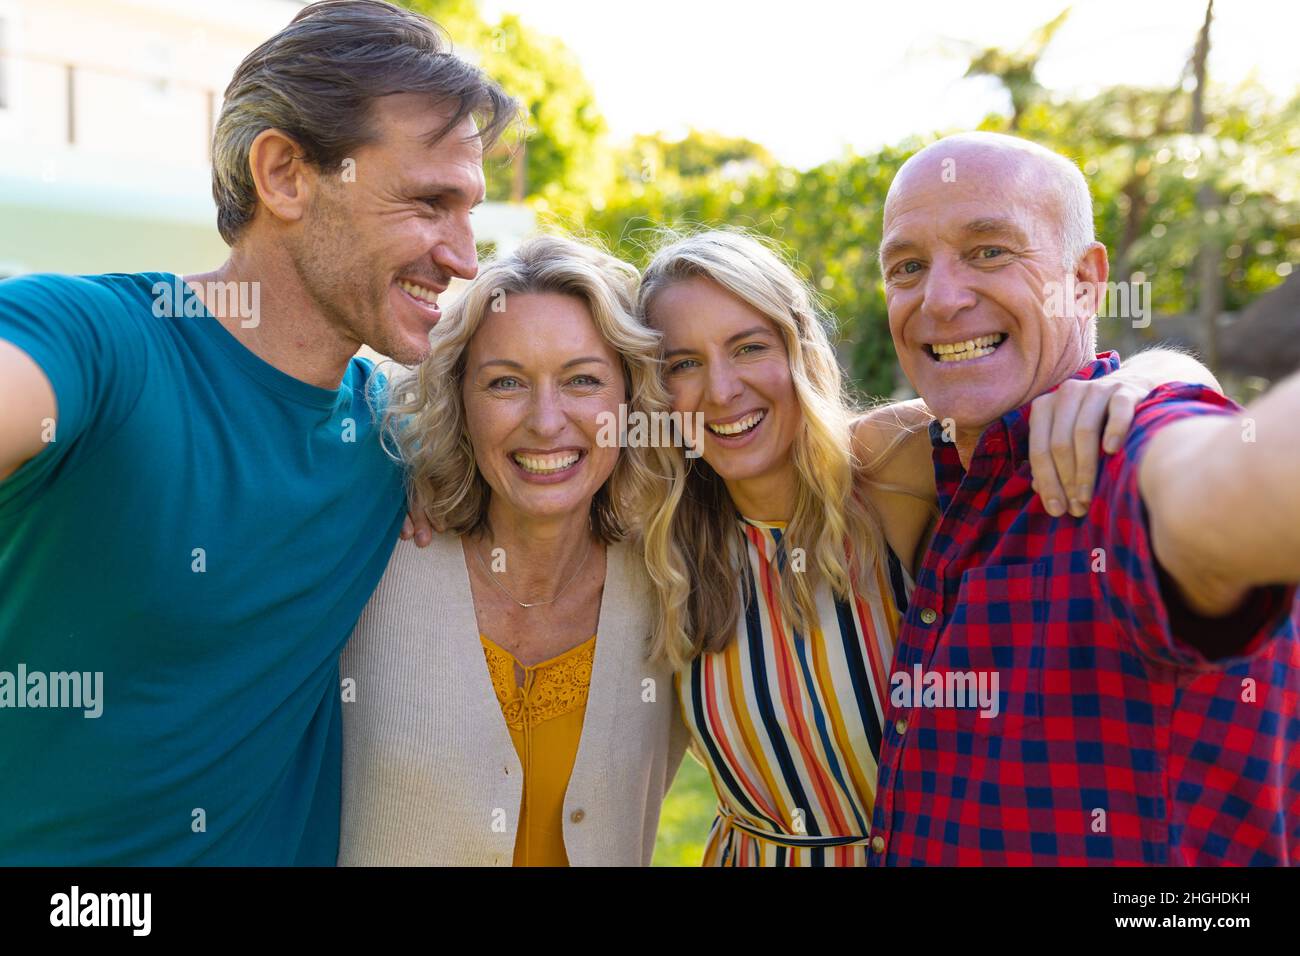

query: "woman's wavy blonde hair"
(383, 232), (682, 543)
(638, 228), (897, 669)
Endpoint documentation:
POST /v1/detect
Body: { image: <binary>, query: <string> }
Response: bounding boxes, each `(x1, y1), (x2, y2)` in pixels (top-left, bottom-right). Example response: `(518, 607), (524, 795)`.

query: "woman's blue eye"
(668, 359), (700, 374)
(737, 343), (765, 355)
(489, 376), (521, 389)
(570, 375), (602, 387)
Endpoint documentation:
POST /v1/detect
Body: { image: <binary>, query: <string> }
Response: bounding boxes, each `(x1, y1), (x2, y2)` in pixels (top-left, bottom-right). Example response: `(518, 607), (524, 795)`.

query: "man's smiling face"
(880, 140), (1099, 442)
(294, 92), (486, 365)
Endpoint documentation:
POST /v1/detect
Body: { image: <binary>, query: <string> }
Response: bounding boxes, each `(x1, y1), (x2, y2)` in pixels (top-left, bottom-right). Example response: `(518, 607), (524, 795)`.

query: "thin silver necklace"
(472, 533), (594, 608)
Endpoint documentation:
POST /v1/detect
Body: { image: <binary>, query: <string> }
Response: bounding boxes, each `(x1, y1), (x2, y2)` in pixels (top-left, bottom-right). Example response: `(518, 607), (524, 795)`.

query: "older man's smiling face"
(880, 141), (1101, 449)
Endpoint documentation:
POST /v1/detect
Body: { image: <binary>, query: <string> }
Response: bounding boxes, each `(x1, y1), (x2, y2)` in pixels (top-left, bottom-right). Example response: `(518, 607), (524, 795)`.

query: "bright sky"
(480, 0), (1300, 169)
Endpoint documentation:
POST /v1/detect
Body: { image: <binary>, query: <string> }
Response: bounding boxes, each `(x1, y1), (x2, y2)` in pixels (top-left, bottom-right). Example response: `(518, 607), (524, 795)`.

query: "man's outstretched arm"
(0, 340), (56, 482)
(1140, 369), (1300, 618)
(1117, 345), (1222, 400)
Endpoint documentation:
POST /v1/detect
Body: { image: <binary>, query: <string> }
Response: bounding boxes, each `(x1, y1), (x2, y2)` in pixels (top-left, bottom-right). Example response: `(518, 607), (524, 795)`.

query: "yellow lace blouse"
(480, 633), (596, 867)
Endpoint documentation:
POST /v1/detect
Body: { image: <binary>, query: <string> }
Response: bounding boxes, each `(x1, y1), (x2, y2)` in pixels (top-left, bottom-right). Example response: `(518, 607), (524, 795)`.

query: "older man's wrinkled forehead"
(883, 136), (1064, 237)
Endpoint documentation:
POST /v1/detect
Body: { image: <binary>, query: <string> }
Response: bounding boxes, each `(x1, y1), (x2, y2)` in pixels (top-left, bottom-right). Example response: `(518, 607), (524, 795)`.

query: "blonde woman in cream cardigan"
(339, 235), (689, 867)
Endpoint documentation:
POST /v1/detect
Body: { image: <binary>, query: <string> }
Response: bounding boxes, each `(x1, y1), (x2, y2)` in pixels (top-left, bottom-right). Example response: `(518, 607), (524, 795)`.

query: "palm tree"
(963, 8), (1071, 130)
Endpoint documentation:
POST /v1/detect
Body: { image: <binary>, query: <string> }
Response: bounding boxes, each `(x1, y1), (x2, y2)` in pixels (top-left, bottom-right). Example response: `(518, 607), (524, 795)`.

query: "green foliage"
(652, 754), (715, 867)
(964, 6), (1071, 129)
(475, 14), (612, 219)
(1009, 83), (1300, 332)
(632, 129), (775, 181)
(404, 1), (612, 218)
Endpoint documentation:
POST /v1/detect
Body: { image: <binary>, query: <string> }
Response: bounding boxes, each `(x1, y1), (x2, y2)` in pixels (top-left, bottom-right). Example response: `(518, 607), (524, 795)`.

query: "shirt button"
(920, 607), (938, 625)
(570, 809), (585, 823)
(894, 718), (908, 736)
(871, 835), (886, 854)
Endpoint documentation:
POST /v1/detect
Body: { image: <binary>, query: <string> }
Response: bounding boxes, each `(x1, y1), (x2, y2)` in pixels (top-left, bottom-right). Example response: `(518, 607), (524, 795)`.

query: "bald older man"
(871, 131), (1300, 866)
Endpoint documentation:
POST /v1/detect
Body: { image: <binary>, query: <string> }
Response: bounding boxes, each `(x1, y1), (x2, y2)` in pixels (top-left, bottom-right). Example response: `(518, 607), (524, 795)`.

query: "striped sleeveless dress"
(675, 515), (911, 866)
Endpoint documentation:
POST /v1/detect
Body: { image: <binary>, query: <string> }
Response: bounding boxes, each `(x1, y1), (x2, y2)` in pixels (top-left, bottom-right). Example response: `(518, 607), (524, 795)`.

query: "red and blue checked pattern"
(868, 353), (1300, 866)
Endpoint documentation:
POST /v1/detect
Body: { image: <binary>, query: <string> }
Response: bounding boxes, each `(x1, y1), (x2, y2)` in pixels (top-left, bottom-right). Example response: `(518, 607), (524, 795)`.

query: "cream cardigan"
(338, 532), (688, 866)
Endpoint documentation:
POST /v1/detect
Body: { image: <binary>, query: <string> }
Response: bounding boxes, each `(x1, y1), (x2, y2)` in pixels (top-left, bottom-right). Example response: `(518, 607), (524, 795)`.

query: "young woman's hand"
(1028, 348), (1219, 518)
(1028, 376), (1150, 518)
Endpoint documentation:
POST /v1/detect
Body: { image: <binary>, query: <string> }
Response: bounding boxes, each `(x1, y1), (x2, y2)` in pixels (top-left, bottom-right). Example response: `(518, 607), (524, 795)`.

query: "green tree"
(404, 1), (611, 218)
(962, 7), (1071, 130)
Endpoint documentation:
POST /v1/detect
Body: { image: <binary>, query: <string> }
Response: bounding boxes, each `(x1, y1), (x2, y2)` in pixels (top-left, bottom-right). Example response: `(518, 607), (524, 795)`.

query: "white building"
(0, 0), (533, 278)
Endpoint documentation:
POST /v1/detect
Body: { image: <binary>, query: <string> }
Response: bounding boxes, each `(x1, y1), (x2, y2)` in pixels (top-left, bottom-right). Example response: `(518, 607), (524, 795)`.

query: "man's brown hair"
(211, 0), (518, 245)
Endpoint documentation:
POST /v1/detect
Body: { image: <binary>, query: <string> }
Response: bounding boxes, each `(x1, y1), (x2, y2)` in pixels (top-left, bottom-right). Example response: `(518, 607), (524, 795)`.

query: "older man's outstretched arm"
(1140, 369), (1300, 620)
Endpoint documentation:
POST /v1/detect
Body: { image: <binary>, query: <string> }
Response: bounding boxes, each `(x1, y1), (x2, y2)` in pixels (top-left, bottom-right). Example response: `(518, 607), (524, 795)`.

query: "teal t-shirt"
(0, 272), (406, 864)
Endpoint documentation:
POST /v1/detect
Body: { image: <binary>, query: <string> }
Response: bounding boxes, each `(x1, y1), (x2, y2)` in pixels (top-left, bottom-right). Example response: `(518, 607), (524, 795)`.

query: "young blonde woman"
(339, 235), (688, 866)
(637, 229), (1218, 866)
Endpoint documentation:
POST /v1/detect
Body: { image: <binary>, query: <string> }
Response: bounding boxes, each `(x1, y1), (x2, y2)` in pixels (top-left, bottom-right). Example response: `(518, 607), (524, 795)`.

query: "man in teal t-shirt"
(0, 1), (513, 864)
(0, 273), (404, 864)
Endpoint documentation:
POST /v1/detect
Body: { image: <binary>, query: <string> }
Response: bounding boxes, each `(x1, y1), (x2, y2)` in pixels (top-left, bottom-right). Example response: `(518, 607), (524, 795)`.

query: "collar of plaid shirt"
(929, 352), (1121, 513)
(867, 351), (1300, 866)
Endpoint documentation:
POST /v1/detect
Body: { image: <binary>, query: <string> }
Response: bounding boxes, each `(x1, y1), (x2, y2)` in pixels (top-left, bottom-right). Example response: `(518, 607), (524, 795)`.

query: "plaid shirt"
(868, 353), (1300, 866)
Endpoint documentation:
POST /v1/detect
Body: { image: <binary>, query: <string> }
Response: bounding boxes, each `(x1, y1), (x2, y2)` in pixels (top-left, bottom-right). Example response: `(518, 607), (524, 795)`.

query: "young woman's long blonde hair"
(639, 229), (896, 669)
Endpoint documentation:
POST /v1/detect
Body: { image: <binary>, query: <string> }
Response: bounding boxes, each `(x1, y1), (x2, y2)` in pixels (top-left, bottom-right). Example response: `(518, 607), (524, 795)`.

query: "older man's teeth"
(398, 279), (438, 304)
(513, 451), (581, 474)
(931, 334), (1005, 362)
(708, 410), (765, 436)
